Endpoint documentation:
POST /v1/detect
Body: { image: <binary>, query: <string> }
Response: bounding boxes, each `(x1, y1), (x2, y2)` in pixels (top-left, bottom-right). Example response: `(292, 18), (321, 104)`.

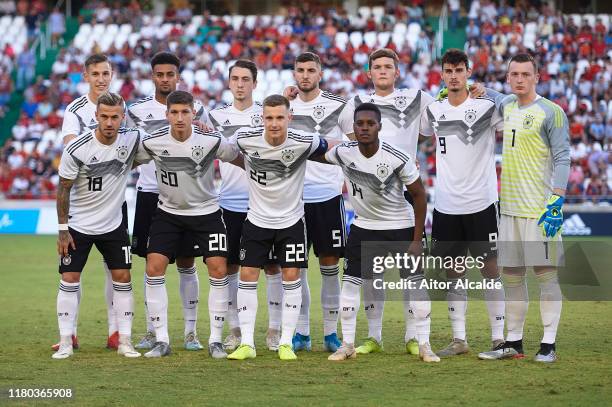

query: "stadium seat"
(11, 141), (22, 151)
(265, 69), (280, 82)
(120, 24), (132, 35)
(598, 14), (610, 30)
(358, 6), (371, 19)
(36, 139), (49, 154)
(245, 15), (257, 30)
(260, 15), (272, 27)
(106, 24), (119, 37)
(253, 88), (265, 102)
(364, 31), (377, 48)
(181, 69), (194, 87)
(22, 140), (36, 155)
(191, 15), (203, 27)
(152, 15), (163, 26)
(140, 79), (154, 96)
(109, 79), (123, 93)
(570, 14), (582, 27)
(232, 15), (245, 30)
(335, 32), (349, 51)
(392, 32), (406, 49)
(127, 33), (141, 48)
(349, 31), (363, 48)
(280, 69), (293, 83)
(195, 69), (210, 85)
(523, 32), (536, 50)
(371, 6), (385, 24)
(211, 60), (227, 75)
(221, 89), (233, 104)
(377, 32), (391, 47)
(583, 14), (595, 28)
(273, 15), (285, 26)
(42, 129), (58, 142)
(113, 33), (127, 49)
(93, 24), (105, 37)
(222, 15), (232, 26)
(393, 22), (407, 35)
(79, 23), (92, 36)
(13, 15), (24, 27)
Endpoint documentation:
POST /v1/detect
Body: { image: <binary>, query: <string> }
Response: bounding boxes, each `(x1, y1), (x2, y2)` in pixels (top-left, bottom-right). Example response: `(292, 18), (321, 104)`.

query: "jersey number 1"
(511, 129), (516, 147)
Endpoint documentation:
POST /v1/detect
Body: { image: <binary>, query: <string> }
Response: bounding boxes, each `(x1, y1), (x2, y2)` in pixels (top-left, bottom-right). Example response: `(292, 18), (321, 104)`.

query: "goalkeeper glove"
(436, 87), (448, 101)
(537, 194), (565, 238)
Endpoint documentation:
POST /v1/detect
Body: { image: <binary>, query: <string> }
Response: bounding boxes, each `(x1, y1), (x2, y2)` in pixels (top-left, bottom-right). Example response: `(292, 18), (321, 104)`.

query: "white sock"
(340, 275), (361, 345)
(402, 286), (417, 342)
(143, 271), (155, 333)
(112, 281), (134, 337)
(363, 279), (384, 343)
(145, 275), (169, 344)
(265, 273), (282, 331)
(504, 274), (529, 342)
(178, 266), (199, 336)
(208, 276), (229, 344)
(237, 280), (258, 348)
(321, 264), (340, 336)
(295, 268), (310, 336)
(484, 277), (506, 341)
(537, 271), (562, 344)
(408, 276), (432, 345)
(57, 281), (79, 337)
(74, 284), (81, 336)
(280, 279), (302, 346)
(226, 272), (240, 331)
(447, 278), (467, 341)
(103, 262), (118, 336)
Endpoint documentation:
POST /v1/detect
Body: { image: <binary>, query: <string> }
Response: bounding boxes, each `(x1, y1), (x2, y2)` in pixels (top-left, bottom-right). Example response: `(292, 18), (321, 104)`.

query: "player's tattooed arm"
(57, 177), (76, 256)
(405, 178), (427, 257)
(229, 152), (245, 169)
(283, 86), (299, 101)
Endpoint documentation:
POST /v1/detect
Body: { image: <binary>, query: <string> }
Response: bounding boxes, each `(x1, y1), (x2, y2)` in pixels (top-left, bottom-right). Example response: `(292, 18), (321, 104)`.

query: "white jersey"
(127, 95), (210, 193)
(420, 96), (503, 215)
(325, 141), (420, 230)
(209, 102), (263, 212)
(290, 90), (353, 203)
(61, 95), (98, 139)
(236, 127), (325, 229)
(341, 88), (434, 160)
(136, 125), (239, 216)
(58, 128), (142, 235)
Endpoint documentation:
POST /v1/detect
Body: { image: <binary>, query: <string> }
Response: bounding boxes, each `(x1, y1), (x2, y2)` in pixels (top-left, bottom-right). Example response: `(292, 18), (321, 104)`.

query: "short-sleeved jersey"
(136, 126), (239, 216)
(236, 127), (325, 229)
(290, 91), (353, 203)
(59, 128), (142, 235)
(325, 141), (420, 230)
(61, 95), (98, 139)
(341, 88), (435, 160)
(209, 102), (263, 212)
(496, 94), (570, 218)
(420, 96), (503, 214)
(127, 96), (210, 193)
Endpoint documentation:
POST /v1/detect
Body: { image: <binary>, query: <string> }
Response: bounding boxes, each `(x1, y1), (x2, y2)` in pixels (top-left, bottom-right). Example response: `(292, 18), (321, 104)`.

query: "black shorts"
(132, 192), (204, 260)
(304, 195), (346, 257)
(240, 218), (307, 268)
(147, 209), (228, 261)
(222, 208), (279, 266)
(344, 224), (418, 279)
(59, 224), (132, 273)
(121, 201), (129, 231)
(404, 190), (429, 253)
(430, 202), (499, 259)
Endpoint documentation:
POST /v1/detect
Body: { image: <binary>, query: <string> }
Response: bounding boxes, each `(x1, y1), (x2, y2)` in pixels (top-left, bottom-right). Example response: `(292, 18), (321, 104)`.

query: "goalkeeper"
(476, 53), (570, 363)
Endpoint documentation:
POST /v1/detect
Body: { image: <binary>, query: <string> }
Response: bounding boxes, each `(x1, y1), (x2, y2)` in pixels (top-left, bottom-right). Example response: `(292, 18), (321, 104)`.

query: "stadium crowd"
(0, 0), (610, 202)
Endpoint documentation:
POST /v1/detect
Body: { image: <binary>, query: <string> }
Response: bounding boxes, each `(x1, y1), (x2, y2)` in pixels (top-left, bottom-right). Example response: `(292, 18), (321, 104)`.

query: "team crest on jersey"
(394, 96), (408, 110)
(313, 105), (325, 120)
(61, 255), (72, 266)
(191, 146), (204, 162)
(464, 109), (477, 123)
(251, 114), (263, 127)
(376, 163), (390, 179)
(281, 149), (295, 163)
(116, 146), (129, 161)
(523, 114), (534, 129)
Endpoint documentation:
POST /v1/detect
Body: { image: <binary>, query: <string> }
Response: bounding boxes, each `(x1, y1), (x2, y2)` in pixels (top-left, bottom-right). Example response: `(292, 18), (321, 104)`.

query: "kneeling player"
(136, 91), (241, 358)
(54, 93), (142, 359)
(316, 103), (439, 362)
(226, 95), (330, 361)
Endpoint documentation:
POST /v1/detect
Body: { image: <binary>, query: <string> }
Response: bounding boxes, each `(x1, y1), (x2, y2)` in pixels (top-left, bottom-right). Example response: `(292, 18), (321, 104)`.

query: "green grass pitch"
(0, 235), (611, 406)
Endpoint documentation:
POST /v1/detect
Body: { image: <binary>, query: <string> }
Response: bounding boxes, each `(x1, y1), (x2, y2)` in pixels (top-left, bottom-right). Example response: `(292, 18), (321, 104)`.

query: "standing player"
(319, 103), (438, 362)
(136, 90), (240, 358)
(208, 59), (283, 352)
(479, 53), (569, 363)
(127, 52), (212, 351)
(338, 48), (434, 355)
(54, 92), (142, 359)
(54, 53), (119, 351)
(420, 49), (506, 357)
(288, 52), (353, 353)
(226, 95), (330, 361)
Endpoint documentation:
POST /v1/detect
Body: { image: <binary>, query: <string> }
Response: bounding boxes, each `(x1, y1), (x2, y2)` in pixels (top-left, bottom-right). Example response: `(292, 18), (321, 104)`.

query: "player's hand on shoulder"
(468, 82), (486, 98)
(283, 86), (299, 100)
(194, 120), (213, 132)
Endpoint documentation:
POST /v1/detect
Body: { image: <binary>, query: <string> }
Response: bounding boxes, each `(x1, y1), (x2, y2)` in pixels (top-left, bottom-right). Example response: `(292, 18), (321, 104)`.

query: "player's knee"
(61, 272), (81, 284)
(145, 259), (166, 277)
(263, 263), (281, 275)
(318, 255), (339, 267)
(502, 272), (526, 287)
(175, 256), (195, 268)
(480, 258), (500, 279)
(534, 269), (558, 284)
(111, 269), (131, 283)
(282, 268), (300, 281)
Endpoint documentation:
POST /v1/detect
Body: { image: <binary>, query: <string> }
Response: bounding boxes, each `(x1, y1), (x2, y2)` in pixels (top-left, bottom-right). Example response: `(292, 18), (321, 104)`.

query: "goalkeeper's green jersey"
(493, 93), (570, 219)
